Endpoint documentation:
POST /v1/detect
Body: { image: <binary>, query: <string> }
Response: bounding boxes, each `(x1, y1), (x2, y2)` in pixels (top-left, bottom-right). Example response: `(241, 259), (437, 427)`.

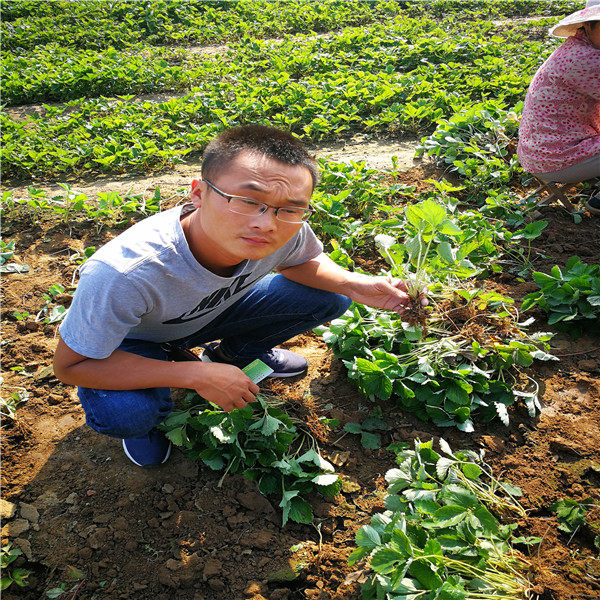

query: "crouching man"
(54, 125), (414, 467)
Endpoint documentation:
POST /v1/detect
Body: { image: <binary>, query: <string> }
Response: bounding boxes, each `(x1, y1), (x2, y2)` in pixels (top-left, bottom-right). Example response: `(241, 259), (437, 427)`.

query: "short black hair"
(201, 124), (320, 190)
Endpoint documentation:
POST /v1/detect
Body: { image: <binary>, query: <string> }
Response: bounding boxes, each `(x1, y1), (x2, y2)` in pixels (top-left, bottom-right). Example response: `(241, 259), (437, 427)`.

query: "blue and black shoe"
(122, 428), (172, 467)
(202, 341), (308, 378)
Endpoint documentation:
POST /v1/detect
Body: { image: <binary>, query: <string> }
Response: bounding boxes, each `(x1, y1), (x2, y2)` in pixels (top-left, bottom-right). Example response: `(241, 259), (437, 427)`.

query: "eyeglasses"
(203, 180), (315, 223)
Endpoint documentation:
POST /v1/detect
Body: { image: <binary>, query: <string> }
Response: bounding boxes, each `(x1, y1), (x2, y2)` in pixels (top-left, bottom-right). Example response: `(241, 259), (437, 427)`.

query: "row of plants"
(2, 20), (555, 179)
(1, 0), (576, 53)
(403, 0), (580, 20)
(2, 44), (197, 105)
(1, 0), (403, 51)
(2, 184), (165, 231)
(3, 16), (553, 106)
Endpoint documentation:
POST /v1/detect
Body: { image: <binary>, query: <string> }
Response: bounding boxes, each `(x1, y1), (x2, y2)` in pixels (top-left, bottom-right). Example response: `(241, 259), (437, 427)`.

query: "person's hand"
(191, 363), (259, 412)
(347, 274), (428, 314)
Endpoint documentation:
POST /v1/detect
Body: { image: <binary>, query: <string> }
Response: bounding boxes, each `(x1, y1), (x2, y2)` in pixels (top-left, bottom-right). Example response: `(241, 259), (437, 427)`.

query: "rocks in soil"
(112, 516), (128, 530)
(33, 490), (60, 509)
(20, 502), (39, 526)
(578, 359), (598, 372)
(65, 492), (78, 504)
(549, 437), (586, 456)
(87, 528), (109, 549)
(1, 518), (30, 537)
(203, 558), (223, 579)
(208, 578), (225, 591)
(244, 582), (263, 596)
(13, 537), (33, 560)
(1, 498), (17, 520)
(481, 435), (506, 453)
(162, 483), (175, 494)
(93, 513), (112, 524)
(157, 566), (177, 587)
(239, 529), (273, 549)
(236, 491), (275, 514)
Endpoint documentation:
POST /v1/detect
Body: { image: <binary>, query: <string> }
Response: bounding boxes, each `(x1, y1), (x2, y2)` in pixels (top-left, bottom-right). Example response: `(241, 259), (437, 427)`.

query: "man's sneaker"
(585, 192), (600, 216)
(122, 428), (172, 467)
(202, 341), (308, 378)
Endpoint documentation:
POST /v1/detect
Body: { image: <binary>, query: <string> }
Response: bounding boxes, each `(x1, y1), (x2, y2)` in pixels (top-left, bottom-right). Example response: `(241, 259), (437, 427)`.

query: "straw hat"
(549, 0), (600, 38)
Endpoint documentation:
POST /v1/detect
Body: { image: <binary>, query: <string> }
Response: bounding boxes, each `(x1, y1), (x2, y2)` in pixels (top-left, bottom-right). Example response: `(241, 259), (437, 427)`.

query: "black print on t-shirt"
(162, 273), (263, 324)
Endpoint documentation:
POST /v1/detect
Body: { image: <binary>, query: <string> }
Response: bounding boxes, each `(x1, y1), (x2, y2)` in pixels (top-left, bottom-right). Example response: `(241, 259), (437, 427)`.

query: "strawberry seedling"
(160, 392), (340, 526)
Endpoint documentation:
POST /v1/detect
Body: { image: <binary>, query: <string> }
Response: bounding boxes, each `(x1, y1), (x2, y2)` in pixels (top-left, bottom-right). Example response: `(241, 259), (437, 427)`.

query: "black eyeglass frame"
(203, 179), (315, 223)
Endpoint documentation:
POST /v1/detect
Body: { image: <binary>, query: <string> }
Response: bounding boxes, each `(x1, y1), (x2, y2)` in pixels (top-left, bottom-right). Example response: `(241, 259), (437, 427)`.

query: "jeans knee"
(78, 387), (172, 439)
(314, 291), (352, 323)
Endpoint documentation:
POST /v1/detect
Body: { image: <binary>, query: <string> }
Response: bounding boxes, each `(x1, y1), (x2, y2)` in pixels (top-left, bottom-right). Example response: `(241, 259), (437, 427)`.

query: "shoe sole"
(201, 353), (307, 378)
(122, 439), (171, 467)
(268, 369), (308, 378)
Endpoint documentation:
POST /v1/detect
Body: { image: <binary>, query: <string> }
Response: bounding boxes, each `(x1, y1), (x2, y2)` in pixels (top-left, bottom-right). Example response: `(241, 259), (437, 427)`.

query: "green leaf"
(258, 473), (280, 495)
(432, 505), (468, 527)
(442, 485), (478, 509)
(471, 506), (499, 535)
(11, 568), (29, 586)
(296, 449), (335, 472)
(344, 422), (363, 434)
(288, 496), (313, 524)
(391, 527), (413, 556)
(460, 462), (482, 480)
(438, 581), (467, 600)
(499, 481), (522, 497)
(370, 546), (406, 574)
(1, 577), (12, 591)
(356, 525), (381, 549)
(408, 559), (443, 590)
(361, 432), (381, 449)
(437, 242), (456, 264)
(260, 413), (283, 436)
(165, 427), (185, 446)
(163, 410), (191, 427)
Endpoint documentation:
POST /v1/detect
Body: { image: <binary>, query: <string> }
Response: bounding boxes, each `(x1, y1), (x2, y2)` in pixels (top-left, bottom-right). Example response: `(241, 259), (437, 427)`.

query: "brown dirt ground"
(2, 164), (600, 600)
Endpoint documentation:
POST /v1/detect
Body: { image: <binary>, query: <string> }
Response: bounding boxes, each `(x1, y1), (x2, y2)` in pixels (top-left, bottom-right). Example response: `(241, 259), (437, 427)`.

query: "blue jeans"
(78, 274), (351, 438)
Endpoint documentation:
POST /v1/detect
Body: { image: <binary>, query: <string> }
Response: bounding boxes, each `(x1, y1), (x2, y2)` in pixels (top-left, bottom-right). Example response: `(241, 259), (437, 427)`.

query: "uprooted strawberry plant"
(161, 392), (341, 526)
(349, 439), (533, 600)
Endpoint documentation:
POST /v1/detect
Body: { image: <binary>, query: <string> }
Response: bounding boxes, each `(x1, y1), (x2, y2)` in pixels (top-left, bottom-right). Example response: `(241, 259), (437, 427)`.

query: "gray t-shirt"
(59, 204), (323, 359)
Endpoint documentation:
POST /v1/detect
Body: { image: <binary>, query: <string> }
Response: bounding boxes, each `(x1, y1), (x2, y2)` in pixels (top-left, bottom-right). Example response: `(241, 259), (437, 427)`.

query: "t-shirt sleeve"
(59, 261), (149, 359)
(276, 224), (323, 269)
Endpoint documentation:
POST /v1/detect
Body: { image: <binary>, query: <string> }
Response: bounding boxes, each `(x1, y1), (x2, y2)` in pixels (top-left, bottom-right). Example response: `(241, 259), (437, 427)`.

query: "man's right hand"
(53, 336), (260, 413)
(191, 362), (259, 411)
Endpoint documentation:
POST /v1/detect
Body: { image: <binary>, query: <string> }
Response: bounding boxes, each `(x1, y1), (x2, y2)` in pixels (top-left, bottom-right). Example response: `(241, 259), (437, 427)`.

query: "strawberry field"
(1, 2), (599, 599)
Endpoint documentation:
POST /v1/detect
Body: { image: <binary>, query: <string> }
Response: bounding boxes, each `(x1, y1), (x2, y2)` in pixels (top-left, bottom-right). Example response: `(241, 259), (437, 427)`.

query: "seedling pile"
(161, 392), (341, 525)
(349, 440), (532, 600)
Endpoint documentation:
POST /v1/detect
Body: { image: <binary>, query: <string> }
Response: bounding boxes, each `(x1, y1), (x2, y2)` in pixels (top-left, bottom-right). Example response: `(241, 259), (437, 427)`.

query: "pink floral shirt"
(517, 31), (600, 174)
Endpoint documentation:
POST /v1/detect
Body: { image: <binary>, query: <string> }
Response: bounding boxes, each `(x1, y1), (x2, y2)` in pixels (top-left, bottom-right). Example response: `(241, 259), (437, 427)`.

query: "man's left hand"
(347, 274), (413, 314)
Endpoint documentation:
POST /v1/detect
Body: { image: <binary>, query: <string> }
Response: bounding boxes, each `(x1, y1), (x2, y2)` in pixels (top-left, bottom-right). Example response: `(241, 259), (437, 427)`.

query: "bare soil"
(2, 162), (599, 600)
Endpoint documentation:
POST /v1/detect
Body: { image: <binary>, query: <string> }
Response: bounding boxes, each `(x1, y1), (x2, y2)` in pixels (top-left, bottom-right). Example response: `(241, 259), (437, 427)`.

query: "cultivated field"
(1, 2), (599, 600)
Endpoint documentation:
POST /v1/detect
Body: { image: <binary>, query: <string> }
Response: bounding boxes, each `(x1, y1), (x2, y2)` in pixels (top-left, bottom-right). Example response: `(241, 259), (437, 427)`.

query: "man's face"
(187, 150), (314, 273)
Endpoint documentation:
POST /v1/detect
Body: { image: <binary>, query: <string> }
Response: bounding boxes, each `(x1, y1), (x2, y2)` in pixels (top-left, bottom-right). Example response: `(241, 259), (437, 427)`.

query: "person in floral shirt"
(517, 0), (600, 213)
